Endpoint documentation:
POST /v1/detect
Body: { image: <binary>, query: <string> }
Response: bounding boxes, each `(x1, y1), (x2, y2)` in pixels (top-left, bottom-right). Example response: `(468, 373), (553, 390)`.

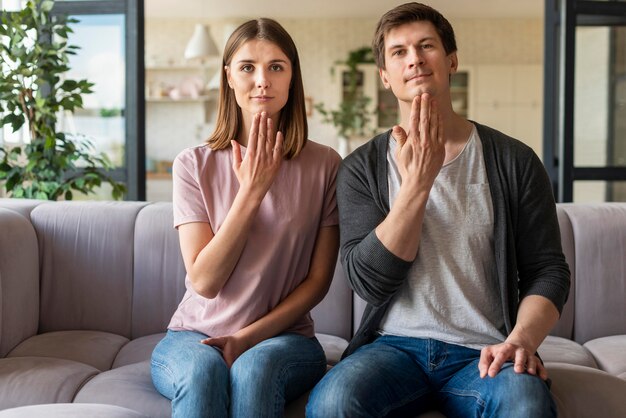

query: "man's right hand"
(374, 93), (445, 262)
(393, 94), (445, 193)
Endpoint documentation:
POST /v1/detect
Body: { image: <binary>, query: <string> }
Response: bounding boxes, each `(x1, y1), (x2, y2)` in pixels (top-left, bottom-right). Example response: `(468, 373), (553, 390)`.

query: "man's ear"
(379, 67), (391, 89)
(448, 52), (458, 75)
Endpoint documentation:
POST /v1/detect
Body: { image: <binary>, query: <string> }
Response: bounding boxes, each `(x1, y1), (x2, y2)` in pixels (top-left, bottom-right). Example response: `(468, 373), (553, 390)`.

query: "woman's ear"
(225, 65), (233, 88)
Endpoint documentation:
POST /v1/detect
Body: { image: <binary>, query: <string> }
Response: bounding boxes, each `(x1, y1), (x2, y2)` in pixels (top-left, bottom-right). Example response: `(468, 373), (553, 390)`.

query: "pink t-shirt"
(168, 140), (341, 338)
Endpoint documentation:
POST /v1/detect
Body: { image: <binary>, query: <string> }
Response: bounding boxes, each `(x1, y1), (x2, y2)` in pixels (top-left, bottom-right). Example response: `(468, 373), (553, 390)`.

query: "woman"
(150, 18), (341, 418)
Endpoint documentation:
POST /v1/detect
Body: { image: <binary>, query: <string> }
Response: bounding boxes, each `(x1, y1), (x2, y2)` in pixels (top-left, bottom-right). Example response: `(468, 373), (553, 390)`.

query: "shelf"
(146, 64), (214, 71)
(146, 172), (172, 180)
(146, 95), (213, 103)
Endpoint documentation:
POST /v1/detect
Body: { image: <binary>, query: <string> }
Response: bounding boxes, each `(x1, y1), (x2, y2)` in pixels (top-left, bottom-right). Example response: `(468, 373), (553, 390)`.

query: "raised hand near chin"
(393, 94), (445, 191)
(231, 112), (284, 201)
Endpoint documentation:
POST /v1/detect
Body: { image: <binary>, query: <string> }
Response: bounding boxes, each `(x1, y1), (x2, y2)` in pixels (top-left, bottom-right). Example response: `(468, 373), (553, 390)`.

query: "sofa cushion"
(0, 198), (44, 220)
(0, 209), (39, 357)
(537, 335), (598, 368)
(316, 333), (349, 366)
(546, 362), (626, 418)
(113, 333), (165, 368)
(31, 201), (148, 337)
(550, 206), (575, 339)
(0, 357), (98, 409)
(132, 203), (186, 339)
(560, 204), (626, 344)
(74, 360), (171, 418)
(0, 403), (148, 418)
(310, 261), (353, 341)
(583, 335), (626, 377)
(7, 330), (128, 372)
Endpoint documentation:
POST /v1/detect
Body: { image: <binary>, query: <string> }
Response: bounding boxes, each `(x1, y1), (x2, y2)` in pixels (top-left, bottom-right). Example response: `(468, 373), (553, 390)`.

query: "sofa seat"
(0, 403), (149, 418)
(113, 333), (166, 368)
(7, 330), (128, 371)
(583, 335), (626, 378)
(74, 361), (171, 418)
(538, 335), (598, 368)
(0, 357), (98, 407)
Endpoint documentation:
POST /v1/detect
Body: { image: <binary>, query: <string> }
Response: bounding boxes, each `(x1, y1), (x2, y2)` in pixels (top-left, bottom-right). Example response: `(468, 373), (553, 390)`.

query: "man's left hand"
(478, 341), (548, 380)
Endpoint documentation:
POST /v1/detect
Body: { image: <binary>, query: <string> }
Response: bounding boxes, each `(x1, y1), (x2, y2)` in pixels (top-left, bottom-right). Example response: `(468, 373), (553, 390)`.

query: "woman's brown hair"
(207, 18), (307, 159)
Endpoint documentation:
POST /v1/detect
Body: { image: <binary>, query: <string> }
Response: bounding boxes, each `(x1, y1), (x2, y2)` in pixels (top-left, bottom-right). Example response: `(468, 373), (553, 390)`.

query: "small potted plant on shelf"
(315, 47), (376, 157)
(0, 0), (125, 200)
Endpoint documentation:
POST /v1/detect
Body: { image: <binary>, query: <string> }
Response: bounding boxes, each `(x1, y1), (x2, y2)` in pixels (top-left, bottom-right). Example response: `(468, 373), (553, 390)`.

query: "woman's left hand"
(201, 334), (252, 368)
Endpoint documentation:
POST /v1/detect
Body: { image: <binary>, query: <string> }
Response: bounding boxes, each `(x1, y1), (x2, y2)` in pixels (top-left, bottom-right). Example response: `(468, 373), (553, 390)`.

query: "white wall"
(144, 16), (545, 193)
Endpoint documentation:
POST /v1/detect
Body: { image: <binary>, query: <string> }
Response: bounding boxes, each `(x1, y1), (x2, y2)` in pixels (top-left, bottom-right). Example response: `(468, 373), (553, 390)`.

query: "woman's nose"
(256, 71), (270, 88)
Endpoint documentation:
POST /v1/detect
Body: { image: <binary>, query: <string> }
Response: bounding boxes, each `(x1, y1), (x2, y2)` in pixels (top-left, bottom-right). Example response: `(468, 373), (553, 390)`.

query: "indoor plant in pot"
(315, 47), (376, 157)
(0, 0), (125, 200)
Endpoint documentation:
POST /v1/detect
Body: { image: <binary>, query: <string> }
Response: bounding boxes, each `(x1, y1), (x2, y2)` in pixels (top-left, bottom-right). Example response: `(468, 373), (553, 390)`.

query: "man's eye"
(391, 50), (404, 56)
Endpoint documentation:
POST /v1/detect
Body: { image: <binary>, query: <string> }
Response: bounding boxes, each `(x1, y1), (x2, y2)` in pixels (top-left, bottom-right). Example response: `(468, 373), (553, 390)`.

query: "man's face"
(379, 20), (457, 104)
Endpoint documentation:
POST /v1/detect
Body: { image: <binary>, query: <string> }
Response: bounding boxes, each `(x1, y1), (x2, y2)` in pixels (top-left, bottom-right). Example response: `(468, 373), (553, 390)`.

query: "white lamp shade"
(184, 24), (219, 60)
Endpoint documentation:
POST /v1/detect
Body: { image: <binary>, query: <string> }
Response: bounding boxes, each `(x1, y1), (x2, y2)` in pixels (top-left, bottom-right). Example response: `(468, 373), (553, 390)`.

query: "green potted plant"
(0, 0), (125, 200)
(315, 47), (376, 156)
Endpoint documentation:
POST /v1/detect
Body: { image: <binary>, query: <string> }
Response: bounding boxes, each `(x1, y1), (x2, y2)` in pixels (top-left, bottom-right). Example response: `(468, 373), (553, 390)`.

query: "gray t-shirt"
(380, 126), (506, 349)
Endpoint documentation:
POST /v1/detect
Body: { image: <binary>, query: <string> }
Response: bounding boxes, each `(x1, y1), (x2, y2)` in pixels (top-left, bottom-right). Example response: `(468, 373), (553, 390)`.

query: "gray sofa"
(0, 199), (625, 417)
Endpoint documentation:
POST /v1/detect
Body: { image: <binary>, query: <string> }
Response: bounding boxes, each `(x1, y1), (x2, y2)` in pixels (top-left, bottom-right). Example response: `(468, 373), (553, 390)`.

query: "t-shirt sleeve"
(320, 148), (342, 227)
(172, 150), (210, 228)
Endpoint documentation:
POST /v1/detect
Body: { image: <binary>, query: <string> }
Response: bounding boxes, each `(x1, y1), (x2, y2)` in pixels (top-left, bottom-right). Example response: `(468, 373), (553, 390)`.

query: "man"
(306, 3), (570, 417)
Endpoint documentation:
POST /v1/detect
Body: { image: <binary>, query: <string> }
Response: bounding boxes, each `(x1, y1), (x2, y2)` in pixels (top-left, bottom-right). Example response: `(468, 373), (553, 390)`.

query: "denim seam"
(379, 385), (431, 417)
(439, 387), (486, 409)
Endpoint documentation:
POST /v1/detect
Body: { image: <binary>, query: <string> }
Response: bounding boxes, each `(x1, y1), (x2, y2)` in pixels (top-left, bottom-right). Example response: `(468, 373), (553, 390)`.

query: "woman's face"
(226, 39), (293, 122)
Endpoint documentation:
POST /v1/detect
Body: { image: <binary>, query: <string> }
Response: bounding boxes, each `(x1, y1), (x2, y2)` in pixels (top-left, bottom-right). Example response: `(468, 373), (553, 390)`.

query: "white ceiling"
(145, 0), (544, 20)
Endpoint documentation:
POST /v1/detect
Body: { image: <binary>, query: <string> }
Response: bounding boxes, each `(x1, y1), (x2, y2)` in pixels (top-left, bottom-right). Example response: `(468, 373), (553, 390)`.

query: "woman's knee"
(152, 332), (229, 395)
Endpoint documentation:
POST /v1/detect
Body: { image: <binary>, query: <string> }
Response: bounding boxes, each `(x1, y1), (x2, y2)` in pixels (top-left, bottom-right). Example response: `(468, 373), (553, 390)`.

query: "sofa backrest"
(557, 203), (626, 344)
(131, 202), (187, 339)
(0, 208), (39, 357)
(550, 205), (576, 339)
(31, 201), (148, 338)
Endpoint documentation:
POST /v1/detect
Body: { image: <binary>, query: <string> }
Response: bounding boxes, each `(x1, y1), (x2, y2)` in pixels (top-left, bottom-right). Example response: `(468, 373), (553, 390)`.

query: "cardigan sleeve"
(336, 145), (413, 307)
(514, 149), (571, 313)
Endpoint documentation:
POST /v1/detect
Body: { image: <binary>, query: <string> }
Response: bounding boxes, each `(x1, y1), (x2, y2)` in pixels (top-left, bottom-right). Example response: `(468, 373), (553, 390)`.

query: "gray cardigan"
(338, 122), (571, 357)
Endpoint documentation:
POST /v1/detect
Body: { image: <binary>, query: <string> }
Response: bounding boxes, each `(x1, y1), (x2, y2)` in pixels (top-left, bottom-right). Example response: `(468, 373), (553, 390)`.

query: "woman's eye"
(270, 64), (283, 71)
(241, 64), (253, 72)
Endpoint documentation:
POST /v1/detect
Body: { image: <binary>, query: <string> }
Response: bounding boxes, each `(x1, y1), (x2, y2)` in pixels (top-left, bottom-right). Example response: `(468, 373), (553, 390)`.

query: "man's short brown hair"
(372, 2), (457, 69)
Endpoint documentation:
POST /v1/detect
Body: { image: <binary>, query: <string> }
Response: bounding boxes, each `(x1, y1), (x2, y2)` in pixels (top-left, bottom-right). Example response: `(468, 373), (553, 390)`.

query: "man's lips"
(405, 73), (431, 82)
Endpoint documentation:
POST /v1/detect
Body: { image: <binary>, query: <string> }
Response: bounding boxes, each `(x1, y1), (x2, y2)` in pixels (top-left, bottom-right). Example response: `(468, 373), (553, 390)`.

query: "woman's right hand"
(231, 112), (284, 201)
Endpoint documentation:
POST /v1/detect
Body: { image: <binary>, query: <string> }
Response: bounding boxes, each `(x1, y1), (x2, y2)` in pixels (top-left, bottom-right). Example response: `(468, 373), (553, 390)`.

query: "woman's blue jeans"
(306, 335), (556, 418)
(151, 330), (326, 418)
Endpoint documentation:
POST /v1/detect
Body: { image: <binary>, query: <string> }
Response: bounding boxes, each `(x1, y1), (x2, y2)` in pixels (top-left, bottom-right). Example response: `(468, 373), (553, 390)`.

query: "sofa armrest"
(547, 362), (626, 418)
(0, 208), (39, 357)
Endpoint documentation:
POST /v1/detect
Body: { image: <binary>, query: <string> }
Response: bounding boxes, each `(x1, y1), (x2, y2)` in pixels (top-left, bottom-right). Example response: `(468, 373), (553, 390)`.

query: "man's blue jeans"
(306, 335), (556, 418)
(151, 330), (326, 418)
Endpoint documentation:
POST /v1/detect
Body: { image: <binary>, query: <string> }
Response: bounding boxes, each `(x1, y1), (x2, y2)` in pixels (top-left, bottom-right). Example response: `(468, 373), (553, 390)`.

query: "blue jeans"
(306, 335), (556, 418)
(151, 330), (326, 418)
